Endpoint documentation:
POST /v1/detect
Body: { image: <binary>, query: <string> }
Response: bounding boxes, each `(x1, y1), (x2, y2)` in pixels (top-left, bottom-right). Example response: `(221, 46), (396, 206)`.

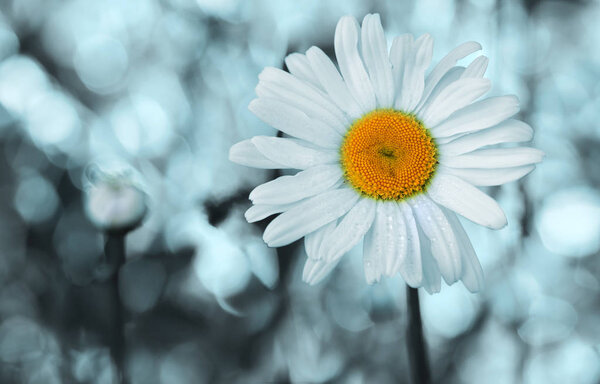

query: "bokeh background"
(0, 0), (599, 383)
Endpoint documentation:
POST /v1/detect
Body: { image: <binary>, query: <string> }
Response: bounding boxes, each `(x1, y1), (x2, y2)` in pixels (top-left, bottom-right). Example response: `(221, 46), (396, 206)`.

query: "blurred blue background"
(0, 0), (599, 383)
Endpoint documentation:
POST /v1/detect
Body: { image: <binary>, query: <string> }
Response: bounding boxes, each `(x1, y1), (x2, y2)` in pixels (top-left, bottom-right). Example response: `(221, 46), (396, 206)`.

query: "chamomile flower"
(230, 14), (543, 293)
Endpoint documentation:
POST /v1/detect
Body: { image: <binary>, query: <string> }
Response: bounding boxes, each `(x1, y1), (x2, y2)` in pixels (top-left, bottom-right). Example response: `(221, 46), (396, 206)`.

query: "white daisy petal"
(440, 119), (534, 156)
(409, 195), (461, 285)
(434, 135), (459, 145)
(389, 34), (414, 94)
(258, 67), (351, 129)
(249, 165), (343, 205)
(389, 227), (409, 276)
(418, 229), (442, 294)
(302, 256), (341, 285)
(245, 200), (305, 223)
(362, 201), (407, 284)
(306, 46), (363, 119)
(255, 82), (348, 136)
(461, 55), (488, 78)
(229, 139), (283, 169)
(396, 33), (434, 112)
(249, 98), (342, 148)
(415, 66), (465, 114)
(422, 257), (441, 294)
(416, 41), (482, 111)
(335, 16), (377, 113)
(251, 136), (339, 170)
(322, 198), (376, 262)
(442, 208), (484, 292)
(361, 14), (394, 107)
(263, 188), (360, 247)
(304, 221), (337, 261)
(427, 173), (507, 229)
(398, 202), (423, 287)
(382, 203), (408, 276)
(284, 53), (322, 88)
(420, 77), (491, 127)
(440, 147), (545, 169)
(431, 95), (520, 137)
(441, 165), (536, 186)
(363, 241), (383, 284)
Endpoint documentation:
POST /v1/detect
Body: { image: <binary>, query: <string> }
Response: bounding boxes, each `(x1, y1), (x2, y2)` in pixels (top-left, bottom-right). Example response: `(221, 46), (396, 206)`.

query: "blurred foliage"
(0, 0), (599, 383)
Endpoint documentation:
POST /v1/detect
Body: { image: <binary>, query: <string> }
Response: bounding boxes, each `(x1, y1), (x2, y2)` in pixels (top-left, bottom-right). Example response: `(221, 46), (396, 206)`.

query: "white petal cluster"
(230, 14), (543, 293)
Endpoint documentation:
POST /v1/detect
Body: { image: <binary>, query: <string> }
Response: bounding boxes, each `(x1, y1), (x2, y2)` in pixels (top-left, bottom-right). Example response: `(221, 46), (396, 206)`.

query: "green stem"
(105, 233), (128, 384)
(406, 286), (431, 384)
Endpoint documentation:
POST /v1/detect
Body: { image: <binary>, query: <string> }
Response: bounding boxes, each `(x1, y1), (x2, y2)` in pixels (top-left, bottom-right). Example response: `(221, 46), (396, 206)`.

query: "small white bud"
(84, 161), (147, 234)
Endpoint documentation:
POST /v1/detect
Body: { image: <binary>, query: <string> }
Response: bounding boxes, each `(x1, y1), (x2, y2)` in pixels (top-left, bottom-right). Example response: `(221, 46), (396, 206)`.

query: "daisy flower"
(230, 14), (543, 293)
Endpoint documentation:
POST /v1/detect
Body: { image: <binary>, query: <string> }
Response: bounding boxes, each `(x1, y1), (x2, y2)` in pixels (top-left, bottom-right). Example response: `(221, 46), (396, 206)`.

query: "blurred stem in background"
(83, 163), (147, 384)
(406, 286), (430, 384)
(104, 233), (128, 384)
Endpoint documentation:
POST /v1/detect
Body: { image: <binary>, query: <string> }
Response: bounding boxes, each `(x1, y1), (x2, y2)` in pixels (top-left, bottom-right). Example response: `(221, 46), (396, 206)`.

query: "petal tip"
(228, 141), (245, 164)
(228, 146), (236, 162)
(491, 217), (508, 230)
(403, 274), (423, 289)
(462, 277), (485, 293)
(247, 98), (260, 112)
(336, 15), (357, 31)
(248, 190), (257, 203)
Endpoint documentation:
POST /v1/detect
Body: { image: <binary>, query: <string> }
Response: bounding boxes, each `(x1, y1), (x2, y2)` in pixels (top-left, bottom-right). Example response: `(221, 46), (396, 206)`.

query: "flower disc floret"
(340, 109), (438, 200)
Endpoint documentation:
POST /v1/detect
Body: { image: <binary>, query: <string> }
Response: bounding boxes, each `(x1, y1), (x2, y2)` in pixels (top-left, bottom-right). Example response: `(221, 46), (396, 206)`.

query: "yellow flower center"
(340, 109), (438, 201)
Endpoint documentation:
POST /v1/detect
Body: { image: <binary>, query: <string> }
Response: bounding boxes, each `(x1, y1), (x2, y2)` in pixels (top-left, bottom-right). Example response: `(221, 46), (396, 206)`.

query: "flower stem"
(405, 286), (431, 384)
(105, 233), (128, 384)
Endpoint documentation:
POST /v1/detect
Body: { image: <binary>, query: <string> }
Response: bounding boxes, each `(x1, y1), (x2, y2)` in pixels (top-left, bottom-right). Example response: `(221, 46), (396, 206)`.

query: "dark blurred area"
(0, 0), (599, 383)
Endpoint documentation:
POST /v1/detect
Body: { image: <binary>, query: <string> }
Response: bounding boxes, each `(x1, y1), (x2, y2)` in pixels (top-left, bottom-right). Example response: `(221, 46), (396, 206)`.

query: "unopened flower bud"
(84, 162), (147, 234)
